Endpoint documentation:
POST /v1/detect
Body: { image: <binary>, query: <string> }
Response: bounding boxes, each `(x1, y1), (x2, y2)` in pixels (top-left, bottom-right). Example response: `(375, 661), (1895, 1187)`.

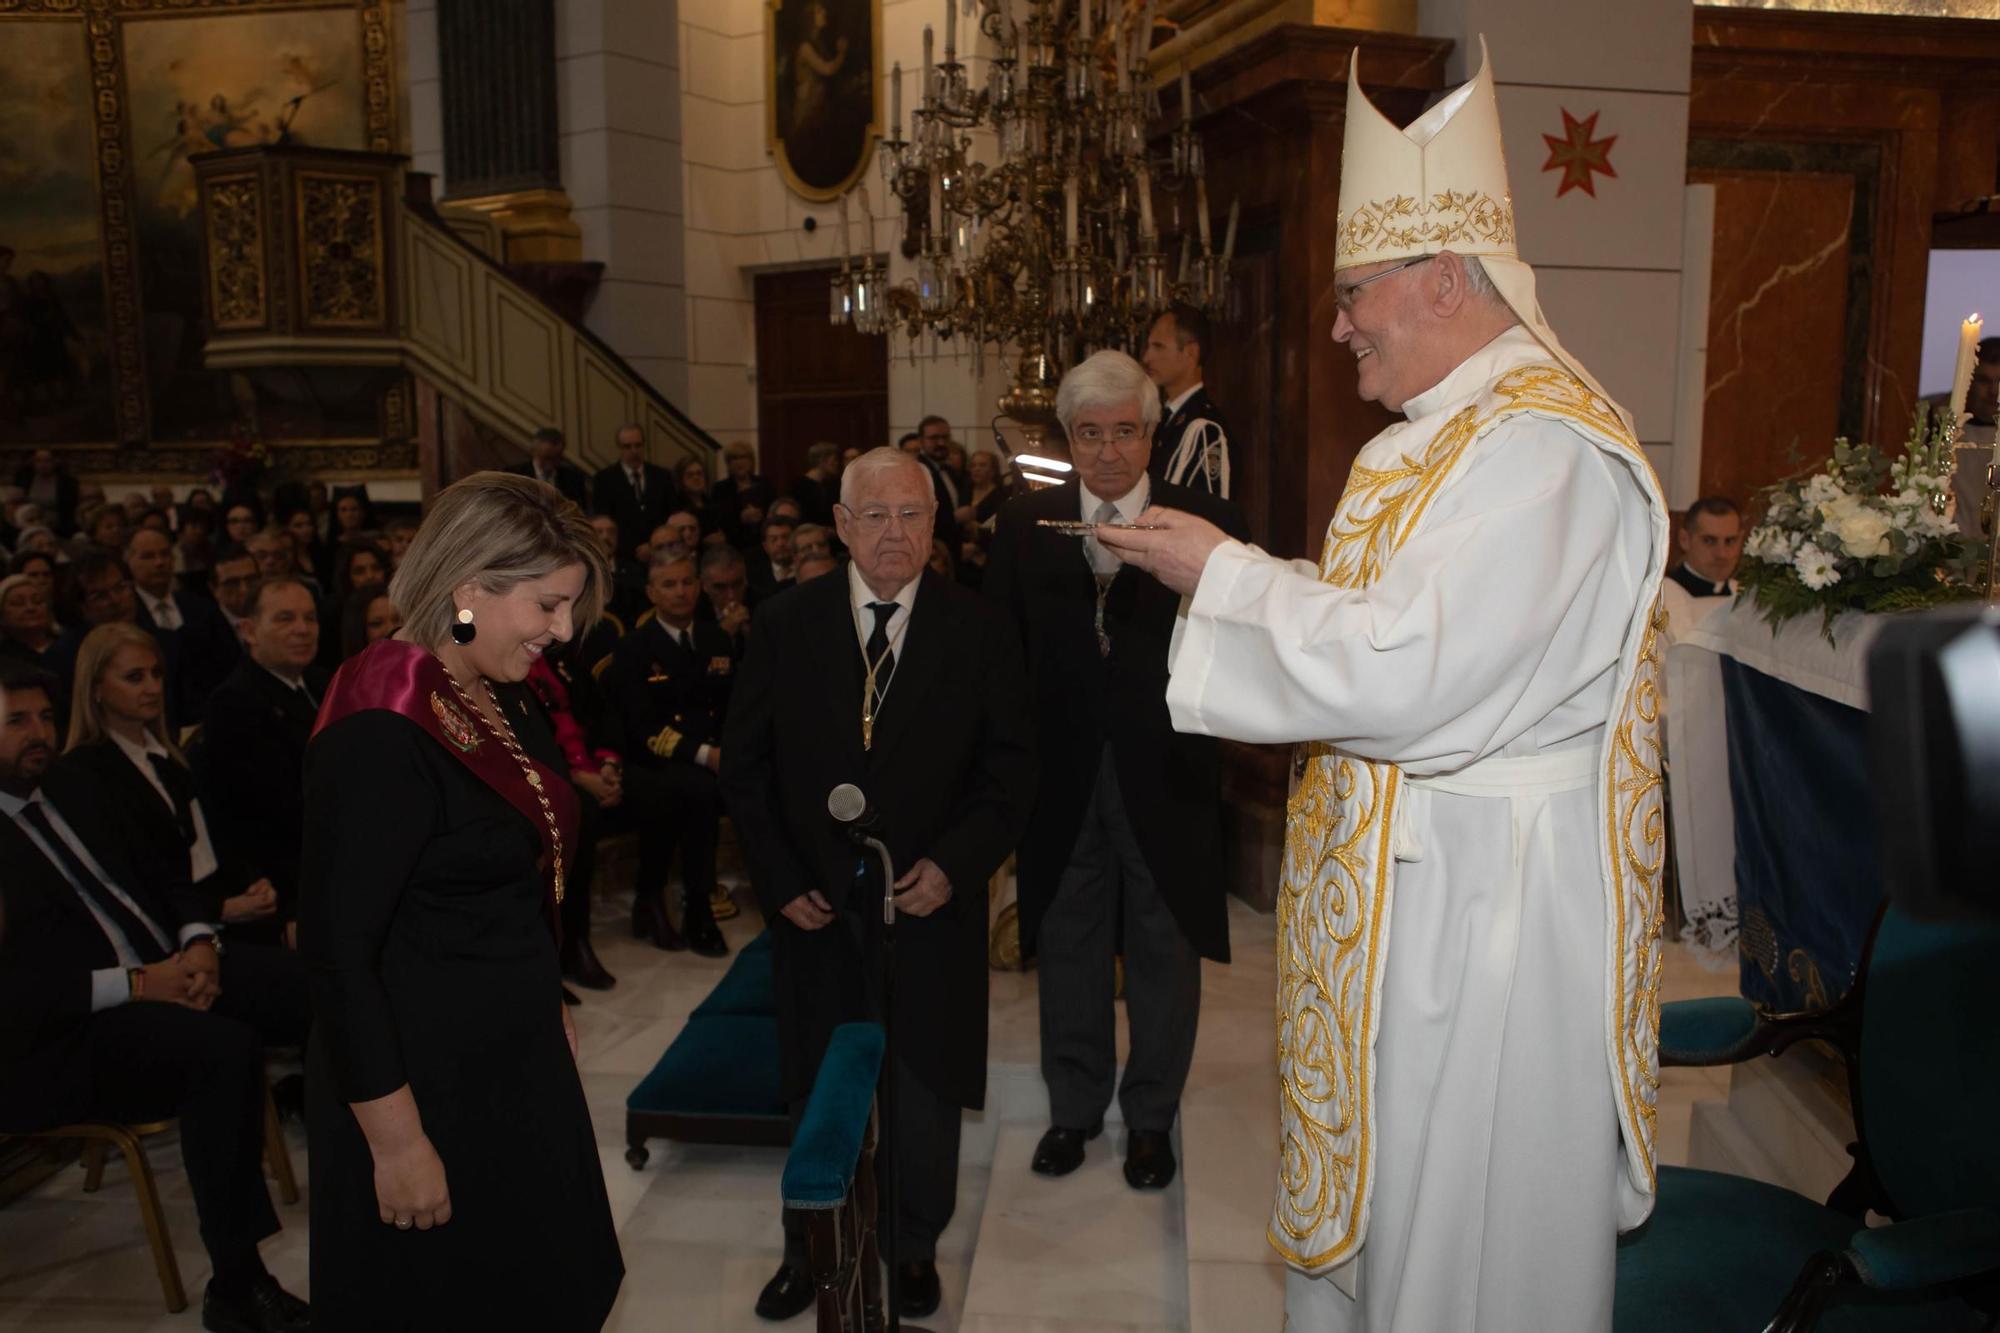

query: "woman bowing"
(300, 472), (623, 1331)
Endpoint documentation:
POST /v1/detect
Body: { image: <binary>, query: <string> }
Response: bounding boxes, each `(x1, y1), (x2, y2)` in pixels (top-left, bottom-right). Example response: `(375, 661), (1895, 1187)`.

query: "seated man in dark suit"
(605, 546), (733, 957)
(194, 578), (329, 940)
(506, 426), (591, 509)
(746, 515), (797, 602)
(591, 423), (677, 564)
(0, 664), (310, 1332)
(127, 525), (240, 724)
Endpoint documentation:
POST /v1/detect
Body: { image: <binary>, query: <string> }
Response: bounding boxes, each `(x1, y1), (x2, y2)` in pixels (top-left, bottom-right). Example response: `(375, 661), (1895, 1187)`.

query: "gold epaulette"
(647, 725), (683, 757)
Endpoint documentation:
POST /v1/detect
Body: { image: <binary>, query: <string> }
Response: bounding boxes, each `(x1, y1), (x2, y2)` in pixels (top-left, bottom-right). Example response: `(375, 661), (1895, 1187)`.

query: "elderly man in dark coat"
(984, 348), (1248, 1193)
(722, 446), (1035, 1322)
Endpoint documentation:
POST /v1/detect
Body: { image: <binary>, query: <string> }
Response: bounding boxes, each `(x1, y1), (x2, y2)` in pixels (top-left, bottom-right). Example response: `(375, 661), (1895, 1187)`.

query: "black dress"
(300, 683), (623, 1331)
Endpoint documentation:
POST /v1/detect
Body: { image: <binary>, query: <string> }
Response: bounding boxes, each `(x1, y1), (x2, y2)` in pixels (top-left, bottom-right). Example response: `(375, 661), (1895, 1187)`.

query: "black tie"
(678, 628), (693, 654)
(146, 753), (198, 845)
(631, 469), (644, 501)
(866, 602), (897, 710)
(21, 801), (172, 964)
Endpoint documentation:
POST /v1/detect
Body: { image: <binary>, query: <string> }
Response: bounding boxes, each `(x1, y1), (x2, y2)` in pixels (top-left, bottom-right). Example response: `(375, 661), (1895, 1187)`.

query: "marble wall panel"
(1691, 169), (1853, 508)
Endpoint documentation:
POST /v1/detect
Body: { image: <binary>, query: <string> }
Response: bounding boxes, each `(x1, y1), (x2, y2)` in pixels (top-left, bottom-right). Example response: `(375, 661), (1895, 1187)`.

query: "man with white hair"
(1100, 43), (1669, 1332)
(722, 447), (1035, 1321)
(985, 349), (1247, 1193)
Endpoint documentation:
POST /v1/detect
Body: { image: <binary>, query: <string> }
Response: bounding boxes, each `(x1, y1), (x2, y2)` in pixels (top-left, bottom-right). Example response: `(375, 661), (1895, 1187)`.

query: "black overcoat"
(720, 569), (1035, 1111)
(982, 479), (1248, 962)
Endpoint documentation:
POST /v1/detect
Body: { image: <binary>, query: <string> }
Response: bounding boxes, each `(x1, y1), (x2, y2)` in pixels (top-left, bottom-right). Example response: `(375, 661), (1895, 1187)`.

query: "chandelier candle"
(1950, 313), (1984, 425)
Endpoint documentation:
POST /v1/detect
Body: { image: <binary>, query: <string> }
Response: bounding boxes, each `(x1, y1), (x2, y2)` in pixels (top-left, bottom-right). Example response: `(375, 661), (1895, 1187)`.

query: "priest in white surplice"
(1098, 42), (1671, 1333)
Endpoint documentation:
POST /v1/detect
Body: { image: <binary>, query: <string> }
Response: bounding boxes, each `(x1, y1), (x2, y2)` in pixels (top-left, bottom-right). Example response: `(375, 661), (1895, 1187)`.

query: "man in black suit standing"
(605, 546), (733, 958)
(985, 348), (1248, 1193)
(508, 426), (592, 509)
(195, 578), (329, 940)
(592, 423), (677, 564)
(0, 664), (311, 1331)
(722, 447), (1035, 1322)
(1141, 303), (1235, 498)
(127, 525), (240, 723)
(915, 414), (968, 516)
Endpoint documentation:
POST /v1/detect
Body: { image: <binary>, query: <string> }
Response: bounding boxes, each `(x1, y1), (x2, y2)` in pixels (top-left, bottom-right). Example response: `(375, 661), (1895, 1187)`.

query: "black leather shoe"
(896, 1260), (942, 1317)
(561, 935), (617, 990)
(631, 895), (686, 952)
(1124, 1129), (1177, 1190)
(1030, 1120), (1103, 1177)
(684, 916), (731, 958)
(202, 1276), (310, 1333)
(754, 1263), (815, 1321)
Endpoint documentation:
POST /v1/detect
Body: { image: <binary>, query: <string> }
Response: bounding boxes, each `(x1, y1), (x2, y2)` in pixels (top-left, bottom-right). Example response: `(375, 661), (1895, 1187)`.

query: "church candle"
(1950, 313), (1984, 424)
(892, 61), (903, 138)
(1195, 175), (1211, 251)
(1065, 175), (1079, 252)
(1180, 62), (1191, 122)
(924, 26), (935, 99)
(1137, 163), (1155, 241)
(1221, 196), (1239, 262)
(945, 0), (957, 59)
(1080, 0), (1091, 43)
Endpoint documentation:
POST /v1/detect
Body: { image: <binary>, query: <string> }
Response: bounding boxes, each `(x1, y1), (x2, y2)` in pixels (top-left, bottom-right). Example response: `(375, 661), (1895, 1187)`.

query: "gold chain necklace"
(440, 663), (566, 904)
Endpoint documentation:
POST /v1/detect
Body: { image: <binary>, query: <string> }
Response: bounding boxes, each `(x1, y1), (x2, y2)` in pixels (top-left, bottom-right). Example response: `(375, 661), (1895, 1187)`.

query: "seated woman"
(57, 622), (282, 937)
(339, 584), (403, 661)
(301, 471), (623, 1330)
(324, 539), (391, 667)
(0, 573), (58, 666)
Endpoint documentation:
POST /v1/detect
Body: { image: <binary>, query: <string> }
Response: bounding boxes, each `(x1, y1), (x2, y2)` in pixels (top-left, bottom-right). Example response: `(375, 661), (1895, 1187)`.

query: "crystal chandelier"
(828, 0), (1237, 448)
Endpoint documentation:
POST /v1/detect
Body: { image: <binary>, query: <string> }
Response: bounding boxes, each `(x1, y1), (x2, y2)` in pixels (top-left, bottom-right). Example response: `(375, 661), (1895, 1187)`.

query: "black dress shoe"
(754, 1263), (815, 1321)
(1030, 1120), (1103, 1177)
(1124, 1129), (1177, 1190)
(631, 895), (686, 952)
(684, 916), (731, 958)
(202, 1276), (310, 1333)
(561, 935), (617, 989)
(896, 1260), (942, 1317)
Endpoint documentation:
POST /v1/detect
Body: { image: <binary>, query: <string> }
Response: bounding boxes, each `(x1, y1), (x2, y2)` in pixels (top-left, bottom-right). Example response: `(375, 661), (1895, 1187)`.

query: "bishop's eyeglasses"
(1333, 255), (1434, 314)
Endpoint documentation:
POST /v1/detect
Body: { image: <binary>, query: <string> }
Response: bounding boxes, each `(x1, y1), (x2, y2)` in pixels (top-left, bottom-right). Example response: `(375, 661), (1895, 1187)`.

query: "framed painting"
(0, 19), (117, 445)
(766, 0), (879, 201)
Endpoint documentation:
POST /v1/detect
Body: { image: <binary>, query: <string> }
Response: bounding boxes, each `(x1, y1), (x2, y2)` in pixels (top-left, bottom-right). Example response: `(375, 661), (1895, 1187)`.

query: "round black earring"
(451, 607), (476, 645)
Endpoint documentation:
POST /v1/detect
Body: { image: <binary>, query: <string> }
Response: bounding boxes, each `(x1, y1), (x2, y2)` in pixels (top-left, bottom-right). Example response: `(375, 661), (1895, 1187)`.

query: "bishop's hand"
(1093, 505), (1231, 597)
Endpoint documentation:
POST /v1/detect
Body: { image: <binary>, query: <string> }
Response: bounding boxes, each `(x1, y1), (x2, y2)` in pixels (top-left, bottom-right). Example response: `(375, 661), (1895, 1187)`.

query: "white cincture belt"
(1393, 746), (1596, 862)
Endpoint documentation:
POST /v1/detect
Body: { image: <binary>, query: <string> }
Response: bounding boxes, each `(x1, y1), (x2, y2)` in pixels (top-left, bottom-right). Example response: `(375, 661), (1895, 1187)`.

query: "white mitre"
(1337, 37), (1633, 432)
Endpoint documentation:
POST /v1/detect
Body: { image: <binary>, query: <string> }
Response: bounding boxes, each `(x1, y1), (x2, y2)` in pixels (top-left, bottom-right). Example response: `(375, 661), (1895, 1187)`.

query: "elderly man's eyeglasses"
(1333, 255), (1434, 314)
(1072, 424), (1147, 448)
(840, 504), (933, 532)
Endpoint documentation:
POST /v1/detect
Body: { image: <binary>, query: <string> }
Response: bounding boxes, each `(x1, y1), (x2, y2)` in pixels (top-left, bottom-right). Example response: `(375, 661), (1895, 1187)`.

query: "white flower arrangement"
(1737, 410), (1981, 641)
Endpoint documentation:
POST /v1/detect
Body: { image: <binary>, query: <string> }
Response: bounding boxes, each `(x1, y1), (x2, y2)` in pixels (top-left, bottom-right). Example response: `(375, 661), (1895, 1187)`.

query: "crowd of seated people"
(0, 423), (1030, 1029)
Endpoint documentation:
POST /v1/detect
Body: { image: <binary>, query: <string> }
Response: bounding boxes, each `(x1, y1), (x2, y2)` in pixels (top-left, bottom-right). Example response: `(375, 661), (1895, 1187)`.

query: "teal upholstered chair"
(782, 1022), (886, 1333)
(625, 931), (788, 1166)
(1616, 908), (2000, 1330)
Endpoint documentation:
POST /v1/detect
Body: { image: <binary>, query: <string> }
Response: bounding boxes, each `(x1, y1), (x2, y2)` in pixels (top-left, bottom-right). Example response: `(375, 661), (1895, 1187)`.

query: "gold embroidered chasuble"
(1265, 361), (1671, 1275)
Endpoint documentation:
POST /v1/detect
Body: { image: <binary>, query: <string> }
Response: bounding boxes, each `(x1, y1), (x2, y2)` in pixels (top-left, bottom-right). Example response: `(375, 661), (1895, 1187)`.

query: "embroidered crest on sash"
(430, 691), (480, 752)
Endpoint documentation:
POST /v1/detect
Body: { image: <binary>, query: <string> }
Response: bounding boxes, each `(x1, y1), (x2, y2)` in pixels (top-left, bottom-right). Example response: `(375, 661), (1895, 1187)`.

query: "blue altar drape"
(1719, 657), (1879, 1011)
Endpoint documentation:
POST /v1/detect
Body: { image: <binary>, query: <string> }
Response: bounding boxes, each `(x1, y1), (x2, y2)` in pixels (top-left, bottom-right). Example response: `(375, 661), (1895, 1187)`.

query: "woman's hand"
(372, 1135), (452, 1231)
(571, 769), (615, 804)
(221, 878), (279, 923)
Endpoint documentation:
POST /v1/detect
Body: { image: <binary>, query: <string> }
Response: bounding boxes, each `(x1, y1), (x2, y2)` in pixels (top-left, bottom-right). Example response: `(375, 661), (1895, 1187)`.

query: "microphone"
(827, 782), (879, 844)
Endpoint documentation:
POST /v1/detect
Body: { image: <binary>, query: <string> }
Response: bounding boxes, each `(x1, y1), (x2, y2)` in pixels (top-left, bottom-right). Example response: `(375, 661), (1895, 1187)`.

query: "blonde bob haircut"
(66, 621), (179, 757)
(389, 470), (608, 649)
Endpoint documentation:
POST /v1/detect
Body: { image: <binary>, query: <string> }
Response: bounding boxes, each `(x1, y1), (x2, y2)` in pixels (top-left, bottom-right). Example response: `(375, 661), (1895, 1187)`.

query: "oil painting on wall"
(768, 0), (878, 200)
(0, 20), (115, 445)
(124, 7), (371, 440)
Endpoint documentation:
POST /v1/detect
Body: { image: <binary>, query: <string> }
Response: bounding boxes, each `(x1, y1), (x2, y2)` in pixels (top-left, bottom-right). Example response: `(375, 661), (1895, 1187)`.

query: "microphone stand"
(853, 830), (929, 1333)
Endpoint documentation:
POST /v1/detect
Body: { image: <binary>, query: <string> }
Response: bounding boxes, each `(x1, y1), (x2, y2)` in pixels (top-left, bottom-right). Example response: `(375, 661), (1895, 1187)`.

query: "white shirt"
(1080, 473), (1151, 575)
(847, 561), (919, 664)
(260, 662), (317, 707)
(109, 728), (220, 883)
(0, 786), (212, 1011)
(138, 586), (181, 630)
(1163, 382), (1203, 417)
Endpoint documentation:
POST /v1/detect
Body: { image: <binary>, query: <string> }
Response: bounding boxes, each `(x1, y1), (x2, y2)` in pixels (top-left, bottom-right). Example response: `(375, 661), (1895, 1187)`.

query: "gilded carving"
(205, 173), (265, 329)
(1336, 189), (1517, 261)
(297, 171), (384, 327)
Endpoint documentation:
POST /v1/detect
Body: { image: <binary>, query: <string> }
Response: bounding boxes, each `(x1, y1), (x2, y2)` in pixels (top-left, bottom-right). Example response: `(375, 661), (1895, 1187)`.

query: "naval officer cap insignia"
(1336, 36), (1631, 432)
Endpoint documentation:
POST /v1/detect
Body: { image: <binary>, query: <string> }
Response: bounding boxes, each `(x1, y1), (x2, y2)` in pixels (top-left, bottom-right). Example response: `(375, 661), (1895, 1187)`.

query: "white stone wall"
(405, 0), (446, 183)
(680, 0), (1009, 461)
(1419, 0), (1697, 493)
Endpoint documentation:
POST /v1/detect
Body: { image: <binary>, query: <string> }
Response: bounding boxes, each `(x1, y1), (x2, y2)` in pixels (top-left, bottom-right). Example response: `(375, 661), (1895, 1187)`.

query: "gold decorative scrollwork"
(1606, 597), (1668, 1186)
(297, 172), (384, 327)
(1336, 189), (1517, 261)
(204, 173), (265, 329)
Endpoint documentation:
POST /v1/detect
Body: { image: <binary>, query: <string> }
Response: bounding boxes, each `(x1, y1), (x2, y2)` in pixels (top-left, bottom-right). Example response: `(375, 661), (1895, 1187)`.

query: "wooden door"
(754, 268), (888, 492)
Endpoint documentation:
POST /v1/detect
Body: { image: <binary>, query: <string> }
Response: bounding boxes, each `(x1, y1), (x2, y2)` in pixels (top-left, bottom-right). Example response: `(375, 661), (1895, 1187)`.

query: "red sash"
(313, 639), (578, 941)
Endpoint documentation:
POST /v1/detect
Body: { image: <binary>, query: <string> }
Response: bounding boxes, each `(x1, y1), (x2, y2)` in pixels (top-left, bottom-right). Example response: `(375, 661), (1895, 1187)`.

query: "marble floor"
(0, 886), (1739, 1332)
